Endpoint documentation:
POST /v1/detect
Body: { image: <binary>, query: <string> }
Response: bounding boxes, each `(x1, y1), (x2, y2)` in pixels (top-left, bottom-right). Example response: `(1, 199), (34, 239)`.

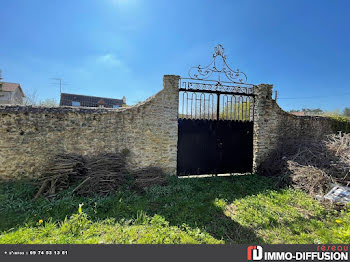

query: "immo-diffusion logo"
(247, 246), (263, 261)
(247, 245), (348, 261)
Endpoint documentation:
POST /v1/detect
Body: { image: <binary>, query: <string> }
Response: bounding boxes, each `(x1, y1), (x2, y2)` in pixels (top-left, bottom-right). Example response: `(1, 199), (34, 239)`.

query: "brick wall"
(0, 75), (179, 180)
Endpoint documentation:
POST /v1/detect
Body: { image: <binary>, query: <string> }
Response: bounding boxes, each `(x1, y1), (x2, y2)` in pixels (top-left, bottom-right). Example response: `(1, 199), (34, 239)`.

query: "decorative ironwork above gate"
(180, 44), (255, 95)
(189, 43), (248, 82)
(179, 44), (256, 121)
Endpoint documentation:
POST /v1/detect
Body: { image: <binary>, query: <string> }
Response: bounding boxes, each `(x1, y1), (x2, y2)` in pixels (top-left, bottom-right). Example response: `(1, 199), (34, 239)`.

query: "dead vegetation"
(35, 153), (166, 198)
(259, 132), (350, 196)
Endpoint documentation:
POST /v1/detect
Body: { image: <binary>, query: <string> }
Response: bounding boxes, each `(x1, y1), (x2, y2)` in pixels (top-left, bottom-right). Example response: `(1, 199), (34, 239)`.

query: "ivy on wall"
(328, 115), (350, 133)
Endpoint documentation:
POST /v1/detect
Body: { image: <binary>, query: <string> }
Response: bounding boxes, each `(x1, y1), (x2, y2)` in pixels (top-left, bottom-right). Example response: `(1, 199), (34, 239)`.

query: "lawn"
(0, 175), (349, 244)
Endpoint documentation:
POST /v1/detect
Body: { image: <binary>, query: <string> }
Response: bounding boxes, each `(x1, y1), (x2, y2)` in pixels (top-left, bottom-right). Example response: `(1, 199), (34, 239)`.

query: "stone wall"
(0, 75), (179, 180)
(253, 84), (335, 171)
(0, 75), (343, 180)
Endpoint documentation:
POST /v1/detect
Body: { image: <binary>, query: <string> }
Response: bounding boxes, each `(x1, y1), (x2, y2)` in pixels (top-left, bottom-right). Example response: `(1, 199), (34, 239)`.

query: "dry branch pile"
(259, 133), (350, 196)
(327, 133), (350, 178)
(35, 153), (166, 198)
(74, 153), (130, 196)
(34, 154), (86, 198)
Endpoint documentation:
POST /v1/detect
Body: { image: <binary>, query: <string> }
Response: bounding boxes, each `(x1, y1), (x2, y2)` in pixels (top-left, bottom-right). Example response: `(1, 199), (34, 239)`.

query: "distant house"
(290, 111), (306, 116)
(0, 82), (25, 105)
(60, 93), (126, 108)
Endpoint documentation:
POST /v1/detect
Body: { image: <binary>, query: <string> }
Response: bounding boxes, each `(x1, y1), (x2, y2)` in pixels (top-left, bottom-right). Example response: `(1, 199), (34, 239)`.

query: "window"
(72, 101), (80, 106)
(113, 105), (119, 109)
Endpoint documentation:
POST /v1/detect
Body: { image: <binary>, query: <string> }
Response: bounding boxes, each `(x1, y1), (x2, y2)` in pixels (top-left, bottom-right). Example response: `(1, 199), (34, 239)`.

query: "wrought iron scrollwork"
(188, 44), (248, 84)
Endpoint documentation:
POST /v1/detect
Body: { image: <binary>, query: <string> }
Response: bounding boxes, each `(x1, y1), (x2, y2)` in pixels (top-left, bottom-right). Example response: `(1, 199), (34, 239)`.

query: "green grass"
(0, 175), (349, 244)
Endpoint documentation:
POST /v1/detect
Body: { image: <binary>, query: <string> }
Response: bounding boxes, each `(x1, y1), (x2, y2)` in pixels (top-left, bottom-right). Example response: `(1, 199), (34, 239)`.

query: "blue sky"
(1, 0), (349, 111)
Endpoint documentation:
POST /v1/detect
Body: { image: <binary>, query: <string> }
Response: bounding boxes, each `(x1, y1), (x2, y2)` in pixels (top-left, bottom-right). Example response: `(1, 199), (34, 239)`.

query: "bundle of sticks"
(76, 153), (129, 196)
(35, 153), (167, 198)
(259, 132), (350, 196)
(35, 154), (86, 198)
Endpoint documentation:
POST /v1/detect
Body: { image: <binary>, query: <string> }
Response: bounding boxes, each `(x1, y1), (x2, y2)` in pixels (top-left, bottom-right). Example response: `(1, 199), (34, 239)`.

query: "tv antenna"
(50, 77), (69, 95)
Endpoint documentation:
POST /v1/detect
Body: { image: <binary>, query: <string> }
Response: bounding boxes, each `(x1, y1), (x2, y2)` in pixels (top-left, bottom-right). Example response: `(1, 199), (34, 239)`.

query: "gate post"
(162, 75), (180, 175)
(253, 83), (278, 173)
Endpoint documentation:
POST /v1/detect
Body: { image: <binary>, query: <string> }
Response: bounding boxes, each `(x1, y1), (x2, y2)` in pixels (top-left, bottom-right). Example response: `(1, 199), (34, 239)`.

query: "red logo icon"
(247, 246), (263, 260)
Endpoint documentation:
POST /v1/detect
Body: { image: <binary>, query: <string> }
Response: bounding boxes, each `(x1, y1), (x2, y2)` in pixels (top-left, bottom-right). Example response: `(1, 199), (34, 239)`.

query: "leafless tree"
(23, 88), (58, 106)
(23, 89), (39, 105)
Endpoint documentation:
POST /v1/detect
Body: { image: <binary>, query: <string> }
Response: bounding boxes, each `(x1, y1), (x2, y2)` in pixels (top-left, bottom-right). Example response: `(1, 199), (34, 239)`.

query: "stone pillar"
(161, 75), (180, 175)
(253, 83), (279, 173)
(163, 75), (180, 99)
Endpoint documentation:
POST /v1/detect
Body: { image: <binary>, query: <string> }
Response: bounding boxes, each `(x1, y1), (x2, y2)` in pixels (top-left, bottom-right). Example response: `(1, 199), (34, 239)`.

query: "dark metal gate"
(177, 44), (256, 176)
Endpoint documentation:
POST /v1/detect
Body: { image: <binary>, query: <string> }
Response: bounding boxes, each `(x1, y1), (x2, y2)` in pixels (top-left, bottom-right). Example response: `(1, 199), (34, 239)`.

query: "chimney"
(97, 99), (105, 108)
(122, 96), (126, 105)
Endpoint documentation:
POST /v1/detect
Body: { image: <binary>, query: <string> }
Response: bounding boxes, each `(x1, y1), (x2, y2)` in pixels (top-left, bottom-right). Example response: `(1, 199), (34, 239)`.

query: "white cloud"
(96, 53), (130, 72)
(97, 54), (121, 66)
